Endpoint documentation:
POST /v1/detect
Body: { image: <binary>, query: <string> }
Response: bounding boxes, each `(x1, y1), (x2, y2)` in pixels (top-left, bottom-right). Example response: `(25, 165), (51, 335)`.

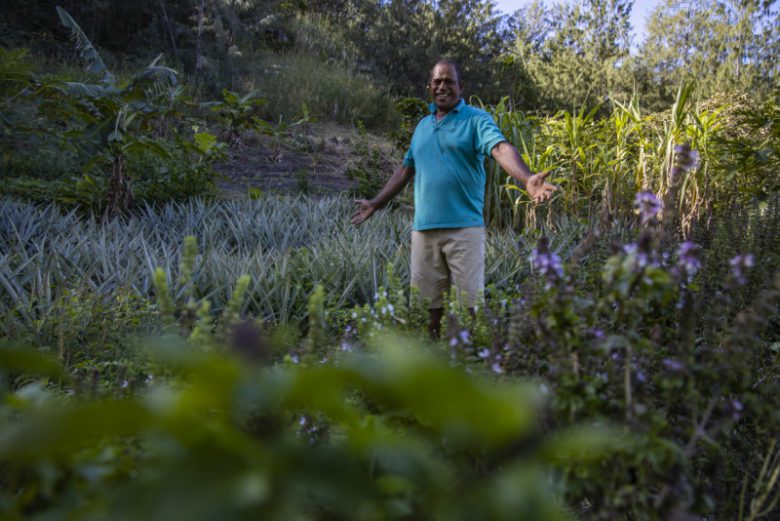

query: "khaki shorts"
(410, 226), (485, 308)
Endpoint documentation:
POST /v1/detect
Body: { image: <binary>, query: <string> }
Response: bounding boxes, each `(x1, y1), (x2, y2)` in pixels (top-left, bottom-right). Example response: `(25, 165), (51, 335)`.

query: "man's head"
(428, 60), (463, 113)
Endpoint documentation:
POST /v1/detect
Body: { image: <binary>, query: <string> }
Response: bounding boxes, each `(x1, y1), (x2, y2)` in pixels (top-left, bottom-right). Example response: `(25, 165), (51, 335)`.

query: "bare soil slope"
(214, 122), (395, 195)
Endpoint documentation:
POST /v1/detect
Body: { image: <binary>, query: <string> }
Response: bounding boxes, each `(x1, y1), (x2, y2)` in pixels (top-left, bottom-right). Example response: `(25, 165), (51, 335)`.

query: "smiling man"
(352, 59), (557, 337)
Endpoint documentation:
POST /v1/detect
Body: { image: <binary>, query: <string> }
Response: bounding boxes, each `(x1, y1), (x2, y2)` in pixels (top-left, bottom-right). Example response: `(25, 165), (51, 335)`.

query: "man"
(352, 59), (557, 337)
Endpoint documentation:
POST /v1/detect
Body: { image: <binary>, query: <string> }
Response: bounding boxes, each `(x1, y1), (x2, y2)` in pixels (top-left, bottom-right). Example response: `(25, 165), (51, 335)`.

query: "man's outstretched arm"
(351, 164), (414, 225)
(491, 141), (558, 203)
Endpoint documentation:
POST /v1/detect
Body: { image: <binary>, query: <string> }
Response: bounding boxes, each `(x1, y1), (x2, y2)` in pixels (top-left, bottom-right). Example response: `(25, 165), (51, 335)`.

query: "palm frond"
(56, 6), (114, 85)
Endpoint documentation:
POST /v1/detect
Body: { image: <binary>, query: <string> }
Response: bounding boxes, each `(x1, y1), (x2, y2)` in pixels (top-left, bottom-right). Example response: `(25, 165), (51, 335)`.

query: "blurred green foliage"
(0, 332), (628, 520)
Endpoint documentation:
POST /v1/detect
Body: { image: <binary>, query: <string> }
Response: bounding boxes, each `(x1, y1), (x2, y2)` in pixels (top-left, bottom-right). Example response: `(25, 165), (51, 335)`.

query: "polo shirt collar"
(428, 98), (466, 115)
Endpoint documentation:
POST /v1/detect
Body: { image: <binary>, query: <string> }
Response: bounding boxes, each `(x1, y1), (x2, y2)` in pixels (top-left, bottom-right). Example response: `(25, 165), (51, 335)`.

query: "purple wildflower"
(448, 327), (472, 351)
(729, 254), (755, 285)
(670, 144), (700, 184)
(586, 328), (606, 340)
(635, 190), (663, 225)
(731, 399), (744, 421)
(677, 241), (702, 279)
(530, 247), (564, 289)
(623, 243), (651, 270)
(662, 358), (685, 372)
(621, 231), (661, 272)
(674, 144), (700, 171)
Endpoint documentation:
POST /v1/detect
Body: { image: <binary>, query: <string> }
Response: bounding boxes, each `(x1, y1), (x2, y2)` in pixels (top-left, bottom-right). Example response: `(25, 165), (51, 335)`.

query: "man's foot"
(428, 308), (444, 339)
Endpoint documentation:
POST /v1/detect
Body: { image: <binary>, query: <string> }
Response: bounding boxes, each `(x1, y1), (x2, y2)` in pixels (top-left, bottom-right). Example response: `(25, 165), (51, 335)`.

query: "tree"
(362, 0), (435, 95)
(639, 0), (779, 99)
(318, 0), (510, 99)
(428, 0), (511, 98)
(507, 0), (634, 111)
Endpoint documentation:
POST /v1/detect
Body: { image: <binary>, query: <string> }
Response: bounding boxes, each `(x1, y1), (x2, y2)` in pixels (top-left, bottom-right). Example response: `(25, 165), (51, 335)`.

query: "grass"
(202, 48), (399, 131)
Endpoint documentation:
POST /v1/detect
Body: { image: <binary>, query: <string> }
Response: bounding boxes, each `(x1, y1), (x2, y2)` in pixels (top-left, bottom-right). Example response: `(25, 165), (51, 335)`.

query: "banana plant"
(201, 88), (272, 148)
(45, 7), (179, 219)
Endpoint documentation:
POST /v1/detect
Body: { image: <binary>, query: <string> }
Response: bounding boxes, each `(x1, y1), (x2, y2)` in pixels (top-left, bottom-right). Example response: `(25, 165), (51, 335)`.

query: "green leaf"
(222, 89), (240, 105)
(125, 65), (177, 100)
(239, 89), (264, 105)
(539, 423), (633, 465)
(193, 131), (218, 155)
(0, 346), (66, 380)
(0, 400), (151, 461)
(56, 6), (114, 85)
(123, 139), (170, 159)
(62, 82), (113, 99)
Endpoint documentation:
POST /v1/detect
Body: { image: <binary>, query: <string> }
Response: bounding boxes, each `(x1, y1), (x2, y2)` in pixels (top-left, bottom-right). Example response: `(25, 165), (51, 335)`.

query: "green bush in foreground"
(0, 334), (627, 520)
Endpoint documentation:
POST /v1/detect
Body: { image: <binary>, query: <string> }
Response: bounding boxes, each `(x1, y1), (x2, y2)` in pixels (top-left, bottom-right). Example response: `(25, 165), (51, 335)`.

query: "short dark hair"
(431, 59), (462, 84)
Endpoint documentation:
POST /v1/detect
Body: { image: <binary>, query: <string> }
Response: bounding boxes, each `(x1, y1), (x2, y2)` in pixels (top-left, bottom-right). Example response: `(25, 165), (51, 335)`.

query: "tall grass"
(230, 50), (398, 130)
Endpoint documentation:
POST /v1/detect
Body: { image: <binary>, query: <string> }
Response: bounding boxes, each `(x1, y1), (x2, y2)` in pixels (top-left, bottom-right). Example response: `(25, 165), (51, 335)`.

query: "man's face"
(429, 63), (462, 113)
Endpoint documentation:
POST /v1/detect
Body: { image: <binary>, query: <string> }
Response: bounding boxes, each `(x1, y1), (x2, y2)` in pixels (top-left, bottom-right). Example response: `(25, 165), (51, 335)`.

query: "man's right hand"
(351, 199), (377, 225)
(350, 164), (414, 226)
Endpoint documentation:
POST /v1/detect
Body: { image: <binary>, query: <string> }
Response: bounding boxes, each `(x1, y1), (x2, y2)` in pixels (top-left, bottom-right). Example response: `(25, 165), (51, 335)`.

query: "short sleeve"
(474, 112), (506, 157)
(403, 147), (414, 167)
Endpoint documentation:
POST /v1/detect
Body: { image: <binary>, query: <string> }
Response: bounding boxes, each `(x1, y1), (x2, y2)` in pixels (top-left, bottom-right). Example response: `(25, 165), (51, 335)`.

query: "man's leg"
(410, 230), (450, 339)
(442, 226), (485, 310)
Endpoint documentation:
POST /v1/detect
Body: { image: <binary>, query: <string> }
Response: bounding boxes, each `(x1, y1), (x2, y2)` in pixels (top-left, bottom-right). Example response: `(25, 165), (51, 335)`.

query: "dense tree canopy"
(641, 0), (779, 98)
(1, 0), (777, 112)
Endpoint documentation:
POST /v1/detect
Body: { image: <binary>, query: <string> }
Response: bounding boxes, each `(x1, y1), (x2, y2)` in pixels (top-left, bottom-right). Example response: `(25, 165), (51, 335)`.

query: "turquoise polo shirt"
(403, 99), (506, 231)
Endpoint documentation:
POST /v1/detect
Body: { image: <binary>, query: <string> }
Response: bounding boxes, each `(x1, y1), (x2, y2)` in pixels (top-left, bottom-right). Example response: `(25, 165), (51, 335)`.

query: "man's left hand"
(526, 171), (558, 203)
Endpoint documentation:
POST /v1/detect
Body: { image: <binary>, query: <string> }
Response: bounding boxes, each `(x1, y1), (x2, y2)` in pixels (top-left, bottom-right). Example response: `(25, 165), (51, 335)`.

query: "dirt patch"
(214, 122), (397, 196)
